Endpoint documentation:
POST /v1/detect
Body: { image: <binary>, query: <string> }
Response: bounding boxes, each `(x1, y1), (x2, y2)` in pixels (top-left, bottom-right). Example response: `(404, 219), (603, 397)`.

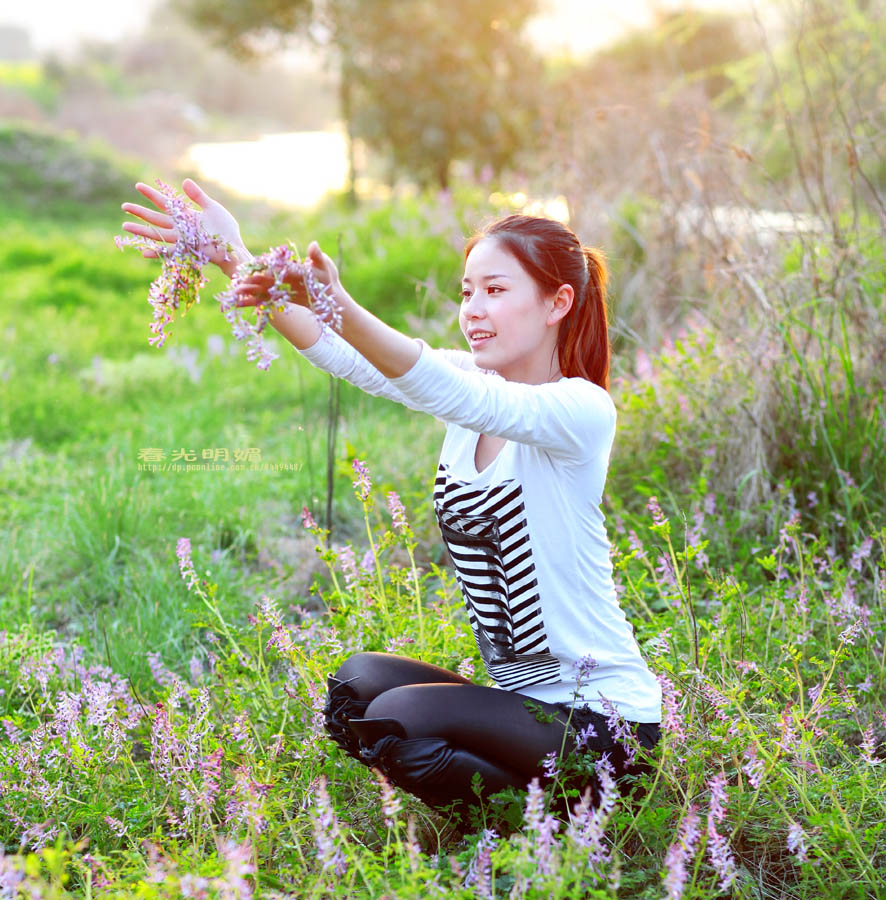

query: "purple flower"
(374, 768), (401, 827)
(742, 743), (764, 789)
(573, 654), (599, 683)
(386, 491), (408, 532)
(542, 751), (559, 779)
(860, 723), (880, 766)
(337, 544), (359, 588)
(457, 657), (475, 680)
(575, 720), (598, 751)
(787, 821), (808, 862)
(351, 458), (371, 501)
(706, 813), (738, 891)
(176, 537), (200, 591)
(647, 495), (666, 527)
(311, 776), (347, 875)
(708, 773), (729, 824)
(215, 243), (343, 371)
(465, 828), (498, 898)
(300, 507), (318, 533)
(657, 673), (687, 745)
(663, 805), (701, 900)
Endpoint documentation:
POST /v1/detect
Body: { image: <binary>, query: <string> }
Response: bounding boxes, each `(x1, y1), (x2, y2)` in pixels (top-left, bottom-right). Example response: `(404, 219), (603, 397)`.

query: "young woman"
(121, 179), (662, 817)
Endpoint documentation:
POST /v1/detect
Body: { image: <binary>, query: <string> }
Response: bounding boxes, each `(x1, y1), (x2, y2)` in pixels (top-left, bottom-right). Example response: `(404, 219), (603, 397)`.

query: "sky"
(2, 0), (766, 58)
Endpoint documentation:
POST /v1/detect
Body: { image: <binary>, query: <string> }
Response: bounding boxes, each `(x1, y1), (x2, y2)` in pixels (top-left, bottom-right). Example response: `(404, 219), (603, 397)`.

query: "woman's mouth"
(468, 331), (495, 348)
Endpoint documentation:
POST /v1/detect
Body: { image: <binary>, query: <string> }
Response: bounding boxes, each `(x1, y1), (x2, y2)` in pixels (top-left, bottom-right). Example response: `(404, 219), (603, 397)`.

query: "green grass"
(0, 122), (884, 899)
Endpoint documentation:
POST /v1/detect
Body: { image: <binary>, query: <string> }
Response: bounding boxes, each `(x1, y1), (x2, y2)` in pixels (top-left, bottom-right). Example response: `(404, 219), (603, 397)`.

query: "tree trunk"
(338, 64), (358, 208)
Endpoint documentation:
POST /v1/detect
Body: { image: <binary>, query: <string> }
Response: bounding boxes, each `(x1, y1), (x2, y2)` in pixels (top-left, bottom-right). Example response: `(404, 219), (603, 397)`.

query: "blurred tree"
(173, 0), (543, 194)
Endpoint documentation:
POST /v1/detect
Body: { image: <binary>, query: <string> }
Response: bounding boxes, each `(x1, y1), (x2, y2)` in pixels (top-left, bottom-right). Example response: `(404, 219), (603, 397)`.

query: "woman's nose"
(462, 290), (483, 316)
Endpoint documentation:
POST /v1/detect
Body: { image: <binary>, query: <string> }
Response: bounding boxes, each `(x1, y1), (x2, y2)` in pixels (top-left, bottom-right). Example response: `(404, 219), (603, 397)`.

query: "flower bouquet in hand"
(116, 178), (342, 369)
(217, 243), (343, 370)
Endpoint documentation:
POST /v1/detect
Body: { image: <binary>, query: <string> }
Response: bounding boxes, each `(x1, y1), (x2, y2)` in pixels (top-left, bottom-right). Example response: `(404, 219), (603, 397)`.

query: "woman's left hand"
(234, 241), (342, 309)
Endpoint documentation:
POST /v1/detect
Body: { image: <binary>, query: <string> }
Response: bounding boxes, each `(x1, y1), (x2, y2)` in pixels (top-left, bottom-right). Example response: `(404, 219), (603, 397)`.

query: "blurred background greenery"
(0, 0), (883, 679)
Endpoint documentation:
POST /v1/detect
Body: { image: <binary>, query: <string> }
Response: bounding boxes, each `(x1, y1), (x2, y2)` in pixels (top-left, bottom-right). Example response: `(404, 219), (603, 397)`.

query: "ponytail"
(557, 247), (610, 390)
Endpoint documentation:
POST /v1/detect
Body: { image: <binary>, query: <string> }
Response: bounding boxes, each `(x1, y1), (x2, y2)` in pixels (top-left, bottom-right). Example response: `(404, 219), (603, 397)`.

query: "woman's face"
(460, 237), (568, 384)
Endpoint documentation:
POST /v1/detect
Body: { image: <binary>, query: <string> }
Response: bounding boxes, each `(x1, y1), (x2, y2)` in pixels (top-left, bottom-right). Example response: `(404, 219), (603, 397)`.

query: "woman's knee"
(363, 685), (423, 733)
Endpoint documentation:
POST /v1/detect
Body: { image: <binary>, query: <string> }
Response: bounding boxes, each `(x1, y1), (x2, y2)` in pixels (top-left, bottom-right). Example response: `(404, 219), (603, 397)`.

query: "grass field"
(0, 123), (884, 899)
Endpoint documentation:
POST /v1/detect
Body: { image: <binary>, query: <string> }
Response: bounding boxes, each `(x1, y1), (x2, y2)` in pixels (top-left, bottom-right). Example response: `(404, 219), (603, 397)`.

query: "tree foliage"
(173, 0), (544, 189)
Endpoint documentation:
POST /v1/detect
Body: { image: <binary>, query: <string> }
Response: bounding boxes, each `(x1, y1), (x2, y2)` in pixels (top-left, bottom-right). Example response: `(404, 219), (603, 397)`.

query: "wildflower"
(647, 495), (666, 527)
(786, 821), (808, 863)
(656, 673), (687, 744)
(627, 530), (647, 559)
(359, 549), (375, 573)
(217, 837), (256, 900)
(374, 769), (401, 827)
(215, 242), (343, 370)
(663, 805), (701, 900)
(706, 814), (738, 891)
(857, 674), (873, 694)
(838, 619), (862, 645)
(301, 506), (317, 530)
(708, 773), (728, 824)
(189, 655), (203, 684)
(104, 815), (127, 838)
(225, 766), (270, 835)
(597, 692), (636, 762)
(656, 553), (679, 592)
(337, 544), (359, 588)
(310, 776), (347, 876)
(386, 491), (408, 532)
(384, 635), (415, 653)
(465, 828), (498, 899)
(573, 654), (599, 682)
(352, 458), (371, 501)
(575, 720), (598, 751)
(405, 815), (422, 872)
(700, 680), (730, 723)
(147, 651), (178, 688)
(742, 743), (764, 789)
(176, 538), (200, 591)
(542, 751), (558, 779)
(860, 723), (880, 766)
(734, 659), (759, 673)
(115, 180), (213, 349)
(457, 657), (475, 680)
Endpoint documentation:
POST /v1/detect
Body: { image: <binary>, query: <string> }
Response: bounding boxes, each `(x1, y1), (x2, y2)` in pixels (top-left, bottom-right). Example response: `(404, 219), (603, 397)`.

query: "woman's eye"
(487, 285), (502, 294)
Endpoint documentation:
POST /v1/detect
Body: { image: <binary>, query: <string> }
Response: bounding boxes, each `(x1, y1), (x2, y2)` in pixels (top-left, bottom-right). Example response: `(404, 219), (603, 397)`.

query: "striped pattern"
(434, 464), (561, 690)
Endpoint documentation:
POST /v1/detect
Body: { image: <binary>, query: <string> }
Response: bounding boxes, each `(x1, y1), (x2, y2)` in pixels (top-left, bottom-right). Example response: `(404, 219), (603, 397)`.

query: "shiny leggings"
(324, 651), (660, 813)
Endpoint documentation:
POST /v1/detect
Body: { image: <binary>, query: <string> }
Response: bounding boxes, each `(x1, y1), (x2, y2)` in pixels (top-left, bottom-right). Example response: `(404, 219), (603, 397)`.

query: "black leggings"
(324, 651), (660, 813)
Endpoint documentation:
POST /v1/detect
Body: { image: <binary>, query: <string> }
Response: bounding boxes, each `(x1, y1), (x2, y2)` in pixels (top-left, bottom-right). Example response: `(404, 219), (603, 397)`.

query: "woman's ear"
(547, 284), (574, 325)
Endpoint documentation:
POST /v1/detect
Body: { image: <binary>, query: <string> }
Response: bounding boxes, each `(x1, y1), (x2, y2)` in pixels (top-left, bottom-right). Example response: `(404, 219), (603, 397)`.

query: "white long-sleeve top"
(297, 325), (662, 722)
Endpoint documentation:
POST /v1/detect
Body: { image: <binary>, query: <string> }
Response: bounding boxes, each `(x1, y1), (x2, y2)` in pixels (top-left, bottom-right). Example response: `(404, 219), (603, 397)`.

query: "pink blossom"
(386, 491), (408, 532)
(663, 805), (701, 900)
(647, 495), (666, 527)
(351, 458), (372, 501)
(457, 658), (475, 680)
(310, 776), (347, 875)
(706, 813), (738, 891)
(742, 743), (764, 789)
(787, 821), (808, 863)
(301, 506), (317, 530)
(465, 828), (498, 898)
(374, 768), (401, 827)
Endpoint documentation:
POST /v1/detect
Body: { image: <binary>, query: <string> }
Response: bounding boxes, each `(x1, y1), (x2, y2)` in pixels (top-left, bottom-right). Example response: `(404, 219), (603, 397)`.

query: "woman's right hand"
(121, 178), (251, 278)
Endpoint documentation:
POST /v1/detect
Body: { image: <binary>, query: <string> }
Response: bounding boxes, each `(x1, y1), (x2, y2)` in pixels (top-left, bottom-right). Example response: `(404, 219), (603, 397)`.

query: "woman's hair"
(464, 214), (610, 390)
